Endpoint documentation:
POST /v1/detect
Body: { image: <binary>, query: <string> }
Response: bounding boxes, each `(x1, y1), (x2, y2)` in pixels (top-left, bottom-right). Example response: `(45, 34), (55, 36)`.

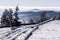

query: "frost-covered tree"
(41, 11), (46, 22)
(14, 5), (19, 25)
(58, 12), (60, 19)
(15, 5), (19, 11)
(1, 9), (13, 27)
(8, 9), (13, 27)
(1, 9), (9, 26)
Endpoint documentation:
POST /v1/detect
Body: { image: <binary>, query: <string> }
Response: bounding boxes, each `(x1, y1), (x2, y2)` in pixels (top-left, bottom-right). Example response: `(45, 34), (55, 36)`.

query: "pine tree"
(1, 9), (9, 26)
(1, 9), (13, 27)
(8, 9), (13, 27)
(41, 11), (46, 22)
(15, 5), (19, 11)
(14, 5), (19, 25)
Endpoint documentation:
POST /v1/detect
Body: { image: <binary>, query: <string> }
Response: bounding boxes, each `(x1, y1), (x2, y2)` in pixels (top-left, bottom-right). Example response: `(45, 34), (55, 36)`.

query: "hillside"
(0, 20), (60, 40)
(28, 20), (60, 40)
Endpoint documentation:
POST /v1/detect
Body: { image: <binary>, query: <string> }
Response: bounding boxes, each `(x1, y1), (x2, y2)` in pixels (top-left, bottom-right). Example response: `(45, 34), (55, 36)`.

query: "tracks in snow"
(0, 18), (53, 40)
(0, 26), (38, 40)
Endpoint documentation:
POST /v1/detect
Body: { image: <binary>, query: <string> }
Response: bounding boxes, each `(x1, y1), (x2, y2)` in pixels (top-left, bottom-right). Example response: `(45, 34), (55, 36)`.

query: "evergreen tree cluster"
(1, 6), (20, 27)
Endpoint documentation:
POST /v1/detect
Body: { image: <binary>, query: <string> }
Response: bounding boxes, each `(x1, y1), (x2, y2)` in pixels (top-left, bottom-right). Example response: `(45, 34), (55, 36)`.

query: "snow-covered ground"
(0, 28), (11, 38)
(0, 20), (60, 40)
(0, 25), (37, 40)
(28, 20), (60, 40)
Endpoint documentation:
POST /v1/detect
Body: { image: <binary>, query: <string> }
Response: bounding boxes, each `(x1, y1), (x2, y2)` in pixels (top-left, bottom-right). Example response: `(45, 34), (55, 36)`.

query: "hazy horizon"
(0, 6), (60, 11)
(0, 0), (60, 11)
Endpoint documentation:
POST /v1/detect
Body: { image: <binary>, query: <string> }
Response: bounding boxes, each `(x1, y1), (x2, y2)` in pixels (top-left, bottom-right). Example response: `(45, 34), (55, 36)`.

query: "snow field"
(28, 20), (60, 40)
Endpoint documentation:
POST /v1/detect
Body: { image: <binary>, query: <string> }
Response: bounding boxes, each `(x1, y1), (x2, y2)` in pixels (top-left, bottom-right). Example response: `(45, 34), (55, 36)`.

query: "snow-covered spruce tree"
(1, 9), (13, 27)
(14, 5), (20, 25)
(41, 11), (47, 22)
(8, 9), (13, 27)
(58, 12), (60, 20)
(1, 9), (9, 26)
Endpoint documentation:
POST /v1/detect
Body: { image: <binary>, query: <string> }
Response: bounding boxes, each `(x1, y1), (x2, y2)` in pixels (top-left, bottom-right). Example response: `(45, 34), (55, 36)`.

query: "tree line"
(1, 6), (21, 27)
(1, 6), (60, 27)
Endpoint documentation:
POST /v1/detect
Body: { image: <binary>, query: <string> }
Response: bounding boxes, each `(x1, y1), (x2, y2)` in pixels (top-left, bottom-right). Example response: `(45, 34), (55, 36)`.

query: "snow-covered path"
(0, 25), (38, 40)
(28, 20), (60, 40)
(0, 20), (60, 40)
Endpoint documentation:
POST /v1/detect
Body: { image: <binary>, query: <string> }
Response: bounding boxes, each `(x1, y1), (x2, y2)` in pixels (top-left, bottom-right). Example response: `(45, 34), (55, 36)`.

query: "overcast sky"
(0, 0), (60, 10)
(0, 0), (60, 6)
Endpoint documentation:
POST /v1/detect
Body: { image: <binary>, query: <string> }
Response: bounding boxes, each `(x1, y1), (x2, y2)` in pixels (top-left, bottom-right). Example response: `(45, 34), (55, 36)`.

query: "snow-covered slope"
(0, 28), (11, 38)
(28, 20), (60, 40)
(0, 20), (60, 40)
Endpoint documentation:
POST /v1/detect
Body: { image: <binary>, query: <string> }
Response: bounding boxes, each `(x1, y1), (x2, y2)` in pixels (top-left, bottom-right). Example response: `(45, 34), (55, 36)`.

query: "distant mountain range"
(20, 9), (60, 12)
